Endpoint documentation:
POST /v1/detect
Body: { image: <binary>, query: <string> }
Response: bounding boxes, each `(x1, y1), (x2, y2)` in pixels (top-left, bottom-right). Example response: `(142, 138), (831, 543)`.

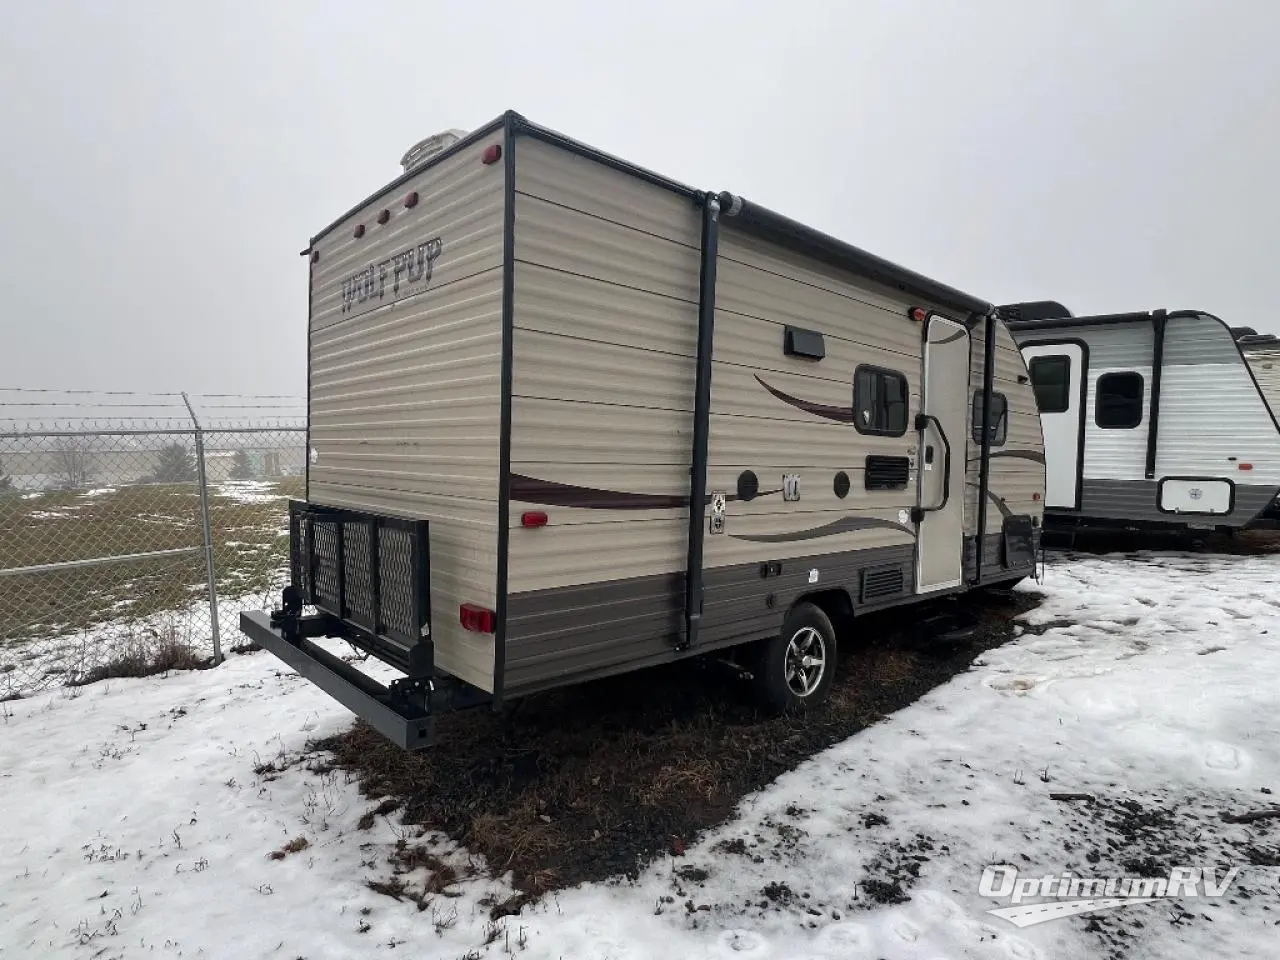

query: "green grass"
(0, 478), (304, 646)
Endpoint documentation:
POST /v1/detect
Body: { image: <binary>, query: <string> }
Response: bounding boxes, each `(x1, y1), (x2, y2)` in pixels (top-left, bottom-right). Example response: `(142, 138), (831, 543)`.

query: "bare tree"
(53, 437), (92, 490)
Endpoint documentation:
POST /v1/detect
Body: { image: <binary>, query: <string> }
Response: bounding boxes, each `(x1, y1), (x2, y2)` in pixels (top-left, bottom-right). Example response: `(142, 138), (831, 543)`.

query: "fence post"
(182, 392), (222, 665)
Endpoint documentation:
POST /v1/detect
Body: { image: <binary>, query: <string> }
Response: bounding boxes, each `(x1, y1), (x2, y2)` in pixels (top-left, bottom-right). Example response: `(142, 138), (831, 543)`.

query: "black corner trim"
(974, 311), (998, 584)
(493, 116), (517, 709)
(683, 193), (721, 650)
(1145, 310), (1167, 479)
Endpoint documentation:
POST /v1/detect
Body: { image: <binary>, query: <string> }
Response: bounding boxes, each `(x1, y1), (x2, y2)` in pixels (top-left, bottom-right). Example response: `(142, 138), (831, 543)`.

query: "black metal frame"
(288, 500), (431, 656)
(973, 311), (998, 584)
(681, 193), (722, 651)
(238, 500), (491, 750)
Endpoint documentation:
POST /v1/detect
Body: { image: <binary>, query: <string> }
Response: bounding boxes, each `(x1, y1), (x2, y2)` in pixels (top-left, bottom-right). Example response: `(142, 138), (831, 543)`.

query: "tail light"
(459, 604), (496, 633)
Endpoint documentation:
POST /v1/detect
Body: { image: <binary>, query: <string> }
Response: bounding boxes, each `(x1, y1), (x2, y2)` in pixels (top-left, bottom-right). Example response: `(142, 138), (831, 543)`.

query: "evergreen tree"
(230, 449), (254, 480)
(151, 443), (197, 483)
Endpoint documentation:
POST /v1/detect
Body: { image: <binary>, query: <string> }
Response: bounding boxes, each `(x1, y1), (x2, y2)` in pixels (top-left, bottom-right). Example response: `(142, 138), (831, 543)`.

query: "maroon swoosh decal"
(510, 474), (782, 510)
(989, 449), (1046, 465)
(754, 375), (855, 423)
(731, 516), (916, 543)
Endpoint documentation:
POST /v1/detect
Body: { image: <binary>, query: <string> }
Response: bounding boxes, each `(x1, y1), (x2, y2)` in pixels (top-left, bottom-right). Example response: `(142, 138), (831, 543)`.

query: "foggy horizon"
(2, 0), (1277, 398)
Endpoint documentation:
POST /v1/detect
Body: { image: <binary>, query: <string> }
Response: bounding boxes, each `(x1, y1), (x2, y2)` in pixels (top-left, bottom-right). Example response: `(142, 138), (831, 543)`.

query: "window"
(854, 366), (908, 436)
(971, 391), (1008, 446)
(1029, 355), (1071, 414)
(1095, 372), (1144, 429)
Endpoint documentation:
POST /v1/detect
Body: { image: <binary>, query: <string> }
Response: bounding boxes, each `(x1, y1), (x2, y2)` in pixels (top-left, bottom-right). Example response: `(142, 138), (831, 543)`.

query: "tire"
(751, 601), (838, 714)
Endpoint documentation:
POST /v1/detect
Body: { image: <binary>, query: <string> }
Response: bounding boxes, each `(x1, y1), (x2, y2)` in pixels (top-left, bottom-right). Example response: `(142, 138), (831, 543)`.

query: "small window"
(1095, 372), (1144, 429)
(1029, 355), (1071, 414)
(783, 325), (826, 361)
(971, 391), (1008, 446)
(854, 366), (908, 436)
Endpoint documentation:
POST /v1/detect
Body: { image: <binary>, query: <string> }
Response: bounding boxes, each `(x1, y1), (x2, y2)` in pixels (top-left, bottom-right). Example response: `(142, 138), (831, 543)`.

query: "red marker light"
(353, 224), (365, 239)
(376, 209), (390, 225)
(459, 604), (496, 633)
(404, 191), (419, 208)
(521, 511), (548, 528)
(1239, 463), (1254, 471)
(909, 307), (927, 323)
(310, 250), (320, 264)
(482, 144), (502, 165)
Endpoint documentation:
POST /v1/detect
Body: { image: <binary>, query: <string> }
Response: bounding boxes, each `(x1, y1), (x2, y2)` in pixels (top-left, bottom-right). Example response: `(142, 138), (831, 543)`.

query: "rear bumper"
(240, 609), (436, 749)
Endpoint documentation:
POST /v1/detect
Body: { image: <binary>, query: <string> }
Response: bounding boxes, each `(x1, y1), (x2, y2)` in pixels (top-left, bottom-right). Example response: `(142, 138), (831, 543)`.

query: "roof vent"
(996, 301), (1073, 323)
(399, 129), (469, 173)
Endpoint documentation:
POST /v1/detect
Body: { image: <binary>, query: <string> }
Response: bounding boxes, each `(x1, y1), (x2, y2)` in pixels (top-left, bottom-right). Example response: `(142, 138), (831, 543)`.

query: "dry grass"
(0, 479), (302, 646)
(268, 836), (311, 860)
(66, 624), (209, 686)
(316, 589), (1045, 909)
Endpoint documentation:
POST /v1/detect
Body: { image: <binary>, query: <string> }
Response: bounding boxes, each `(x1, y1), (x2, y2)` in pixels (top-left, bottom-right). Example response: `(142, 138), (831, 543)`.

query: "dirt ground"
(312, 587), (1044, 915)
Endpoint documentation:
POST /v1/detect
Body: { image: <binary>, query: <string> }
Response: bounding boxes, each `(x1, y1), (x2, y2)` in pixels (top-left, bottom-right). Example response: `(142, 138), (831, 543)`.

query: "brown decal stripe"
(966, 479), (1017, 518)
(754, 375), (855, 423)
(989, 449), (1047, 465)
(510, 474), (781, 510)
(731, 516), (915, 543)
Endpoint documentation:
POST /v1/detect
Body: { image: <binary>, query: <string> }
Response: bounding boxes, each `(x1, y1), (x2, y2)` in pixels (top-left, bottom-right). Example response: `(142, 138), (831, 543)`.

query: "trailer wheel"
(752, 601), (837, 714)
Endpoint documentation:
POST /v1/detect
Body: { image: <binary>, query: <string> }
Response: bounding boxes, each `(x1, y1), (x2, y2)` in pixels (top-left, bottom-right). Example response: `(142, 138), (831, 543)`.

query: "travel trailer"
(239, 112), (1046, 749)
(1003, 302), (1280, 535)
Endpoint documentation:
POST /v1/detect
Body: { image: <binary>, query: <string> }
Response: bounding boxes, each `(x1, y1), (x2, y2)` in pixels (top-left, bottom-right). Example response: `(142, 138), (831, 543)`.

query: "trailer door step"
(239, 610), (435, 750)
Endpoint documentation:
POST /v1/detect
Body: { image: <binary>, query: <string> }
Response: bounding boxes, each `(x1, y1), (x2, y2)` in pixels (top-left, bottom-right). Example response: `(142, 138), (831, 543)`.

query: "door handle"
(913, 413), (952, 517)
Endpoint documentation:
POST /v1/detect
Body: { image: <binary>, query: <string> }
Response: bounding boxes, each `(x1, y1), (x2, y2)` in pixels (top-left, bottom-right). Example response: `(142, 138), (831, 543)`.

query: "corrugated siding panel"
(1244, 350), (1280, 415)
(1082, 364), (1152, 481)
(514, 193), (701, 302)
(966, 321), (1045, 534)
(506, 133), (700, 689)
(1152, 364), (1280, 479)
(1162, 313), (1241, 366)
(717, 227), (960, 324)
(307, 136), (504, 693)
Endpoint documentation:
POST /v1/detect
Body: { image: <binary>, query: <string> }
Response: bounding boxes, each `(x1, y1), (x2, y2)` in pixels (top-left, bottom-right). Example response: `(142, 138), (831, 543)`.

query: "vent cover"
(865, 455), (910, 490)
(860, 565), (905, 602)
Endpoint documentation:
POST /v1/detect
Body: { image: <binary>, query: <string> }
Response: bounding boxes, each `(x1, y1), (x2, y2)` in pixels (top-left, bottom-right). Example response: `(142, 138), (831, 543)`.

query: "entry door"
(1020, 342), (1084, 509)
(916, 315), (970, 593)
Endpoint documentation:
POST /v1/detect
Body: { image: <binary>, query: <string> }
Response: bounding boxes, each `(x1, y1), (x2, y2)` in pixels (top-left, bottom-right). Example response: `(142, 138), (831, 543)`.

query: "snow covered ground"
(3, 549), (1279, 959)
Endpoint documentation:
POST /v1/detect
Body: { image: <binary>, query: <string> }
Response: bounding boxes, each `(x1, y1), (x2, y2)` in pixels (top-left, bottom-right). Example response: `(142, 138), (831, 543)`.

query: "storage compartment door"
(1159, 478), (1233, 515)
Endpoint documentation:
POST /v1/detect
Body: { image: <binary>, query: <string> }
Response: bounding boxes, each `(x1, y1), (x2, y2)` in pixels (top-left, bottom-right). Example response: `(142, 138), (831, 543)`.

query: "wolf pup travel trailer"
(1002, 302), (1280, 535)
(238, 112), (1046, 749)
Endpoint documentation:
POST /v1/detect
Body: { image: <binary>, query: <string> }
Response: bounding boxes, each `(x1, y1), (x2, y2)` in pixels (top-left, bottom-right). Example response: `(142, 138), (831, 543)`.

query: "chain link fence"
(0, 390), (306, 699)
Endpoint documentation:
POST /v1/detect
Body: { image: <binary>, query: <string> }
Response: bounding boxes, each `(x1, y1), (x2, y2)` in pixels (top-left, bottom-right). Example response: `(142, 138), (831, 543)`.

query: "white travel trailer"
(239, 112), (1046, 748)
(1003, 302), (1280, 535)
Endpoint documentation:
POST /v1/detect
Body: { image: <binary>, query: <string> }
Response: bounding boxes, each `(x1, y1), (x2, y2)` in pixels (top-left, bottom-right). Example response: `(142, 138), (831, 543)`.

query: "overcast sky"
(1, 0), (1277, 398)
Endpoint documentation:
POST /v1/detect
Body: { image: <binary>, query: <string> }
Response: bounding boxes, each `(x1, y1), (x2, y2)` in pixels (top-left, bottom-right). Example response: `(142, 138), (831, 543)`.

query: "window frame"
(1094, 371), (1145, 429)
(972, 390), (1009, 447)
(853, 364), (910, 438)
(1028, 355), (1072, 414)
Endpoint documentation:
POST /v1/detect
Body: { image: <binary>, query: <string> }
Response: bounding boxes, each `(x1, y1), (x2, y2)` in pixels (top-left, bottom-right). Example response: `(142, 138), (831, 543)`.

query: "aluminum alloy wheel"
(784, 626), (827, 697)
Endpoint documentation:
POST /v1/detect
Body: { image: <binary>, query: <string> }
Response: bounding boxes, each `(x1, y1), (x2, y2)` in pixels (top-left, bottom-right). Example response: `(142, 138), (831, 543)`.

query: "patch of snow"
(214, 481), (286, 505)
(2, 551), (1279, 958)
(80, 487), (118, 497)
